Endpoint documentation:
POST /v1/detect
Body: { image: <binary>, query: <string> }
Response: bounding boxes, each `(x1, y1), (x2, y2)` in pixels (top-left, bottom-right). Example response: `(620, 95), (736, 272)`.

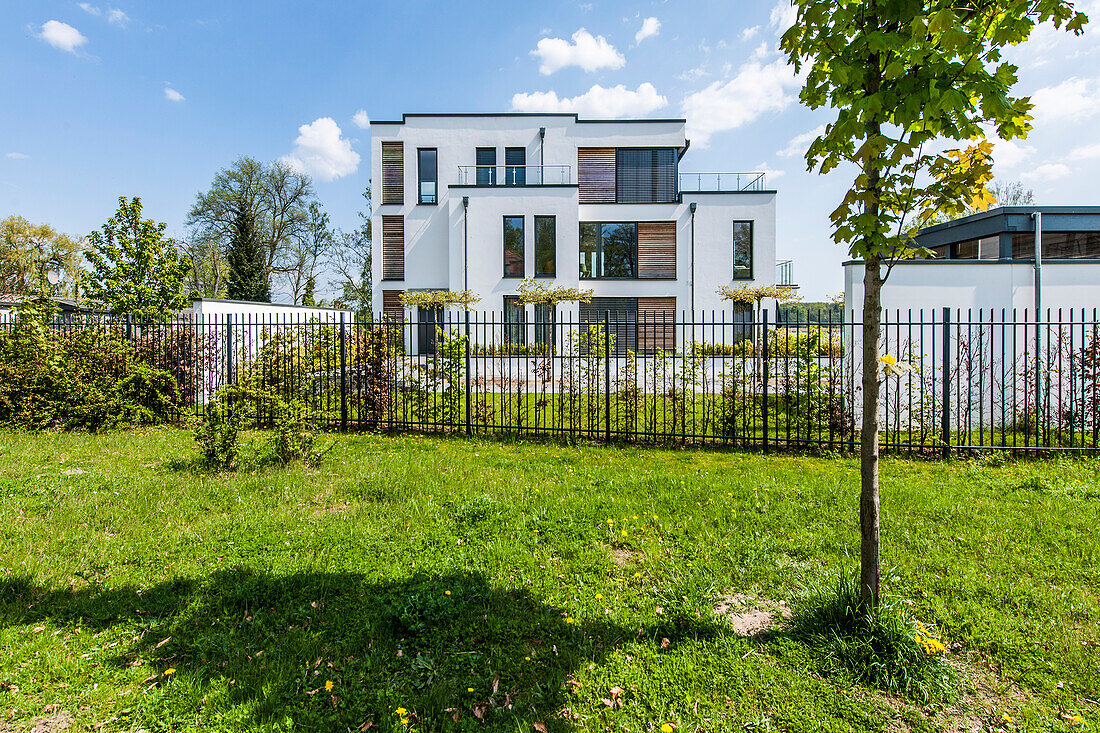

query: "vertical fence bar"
(339, 312), (348, 432)
(465, 310), (472, 436)
(604, 310), (611, 445)
(941, 307), (951, 459)
(762, 308), (769, 454)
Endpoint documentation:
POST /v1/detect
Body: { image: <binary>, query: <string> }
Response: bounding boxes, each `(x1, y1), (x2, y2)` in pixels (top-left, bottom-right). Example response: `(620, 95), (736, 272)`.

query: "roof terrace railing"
(457, 165), (573, 186)
(678, 172), (767, 192)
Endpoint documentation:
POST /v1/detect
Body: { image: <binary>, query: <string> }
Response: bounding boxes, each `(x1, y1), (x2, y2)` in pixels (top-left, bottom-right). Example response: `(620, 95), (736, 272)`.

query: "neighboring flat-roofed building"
(369, 113), (780, 353)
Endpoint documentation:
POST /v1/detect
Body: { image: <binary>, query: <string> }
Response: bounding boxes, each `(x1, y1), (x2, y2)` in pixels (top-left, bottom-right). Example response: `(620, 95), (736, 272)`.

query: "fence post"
(761, 308), (769, 454)
(339, 312), (348, 432)
(941, 307), (951, 459)
(604, 310), (612, 445)
(465, 310), (471, 435)
(225, 314), (234, 387)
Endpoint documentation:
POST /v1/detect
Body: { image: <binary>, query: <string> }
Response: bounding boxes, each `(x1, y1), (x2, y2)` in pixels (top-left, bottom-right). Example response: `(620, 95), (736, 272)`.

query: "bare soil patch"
(713, 594), (792, 636)
(0, 711), (72, 732)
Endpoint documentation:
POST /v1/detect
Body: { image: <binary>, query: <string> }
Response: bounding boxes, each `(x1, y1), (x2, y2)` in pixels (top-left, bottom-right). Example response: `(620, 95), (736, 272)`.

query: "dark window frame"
(505, 147), (526, 186)
(417, 147), (437, 205)
(579, 221), (639, 280)
(614, 147), (678, 204)
(503, 215), (525, 278)
(476, 147), (497, 186)
(503, 295), (526, 345)
(534, 215), (556, 277)
(732, 220), (754, 281)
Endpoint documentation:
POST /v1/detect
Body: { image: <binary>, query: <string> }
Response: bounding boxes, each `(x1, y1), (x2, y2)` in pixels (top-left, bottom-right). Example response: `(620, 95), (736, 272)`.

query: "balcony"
(457, 165), (573, 186)
(776, 259), (798, 289)
(678, 171), (767, 192)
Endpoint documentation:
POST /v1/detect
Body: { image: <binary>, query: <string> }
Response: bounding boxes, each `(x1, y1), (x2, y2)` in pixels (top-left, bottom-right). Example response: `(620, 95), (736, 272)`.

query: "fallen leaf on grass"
(534, 723), (548, 732)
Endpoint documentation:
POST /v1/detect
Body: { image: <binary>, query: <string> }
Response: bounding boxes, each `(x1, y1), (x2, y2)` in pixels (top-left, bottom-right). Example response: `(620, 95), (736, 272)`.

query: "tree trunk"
(860, 254), (883, 612)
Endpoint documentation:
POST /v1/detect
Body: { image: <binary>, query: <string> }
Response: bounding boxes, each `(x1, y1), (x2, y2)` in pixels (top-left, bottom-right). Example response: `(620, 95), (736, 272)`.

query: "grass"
(0, 428), (1098, 731)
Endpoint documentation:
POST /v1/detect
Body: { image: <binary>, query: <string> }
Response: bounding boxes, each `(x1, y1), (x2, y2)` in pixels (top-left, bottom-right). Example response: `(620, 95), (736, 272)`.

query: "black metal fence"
(10, 307), (1100, 454)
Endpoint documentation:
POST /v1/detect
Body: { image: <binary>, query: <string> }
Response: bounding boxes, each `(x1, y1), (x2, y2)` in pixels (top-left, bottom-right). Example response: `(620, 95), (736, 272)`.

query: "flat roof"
(915, 206), (1100, 248)
(370, 112), (687, 126)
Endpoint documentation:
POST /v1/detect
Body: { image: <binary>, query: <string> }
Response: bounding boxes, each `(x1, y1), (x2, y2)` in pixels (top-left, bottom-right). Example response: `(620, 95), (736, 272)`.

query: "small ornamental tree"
(399, 290), (482, 310)
(514, 278), (594, 306)
(780, 0), (1086, 611)
(84, 197), (192, 321)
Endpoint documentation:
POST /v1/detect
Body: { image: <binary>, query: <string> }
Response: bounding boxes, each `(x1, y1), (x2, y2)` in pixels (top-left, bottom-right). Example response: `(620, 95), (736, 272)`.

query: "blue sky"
(3, 0), (1099, 300)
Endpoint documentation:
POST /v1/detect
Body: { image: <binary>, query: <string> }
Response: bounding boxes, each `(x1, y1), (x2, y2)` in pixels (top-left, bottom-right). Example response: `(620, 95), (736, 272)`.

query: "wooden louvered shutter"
(382, 290), (404, 322)
(637, 222), (677, 279)
(382, 216), (404, 280)
(578, 147), (615, 203)
(381, 141), (404, 204)
(637, 297), (676, 354)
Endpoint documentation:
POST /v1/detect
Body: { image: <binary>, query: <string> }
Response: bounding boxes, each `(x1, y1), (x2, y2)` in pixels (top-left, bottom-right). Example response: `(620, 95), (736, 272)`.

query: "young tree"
(285, 202), (333, 305)
(0, 216), (83, 296)
(780, 0), (1086, 611)
(84, 197), (191, 320)
(226, 206), (269, 302)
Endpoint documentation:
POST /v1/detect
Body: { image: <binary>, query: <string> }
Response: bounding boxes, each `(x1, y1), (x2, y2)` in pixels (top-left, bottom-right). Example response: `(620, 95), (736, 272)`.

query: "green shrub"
(789, 571), (955, 701)
(193, 399), (240, 470)
(271, 398), (317, 465)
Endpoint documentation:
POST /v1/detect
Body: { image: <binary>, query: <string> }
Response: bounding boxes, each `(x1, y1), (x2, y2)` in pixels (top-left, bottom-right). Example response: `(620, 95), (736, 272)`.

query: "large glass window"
(1011, 231), (1100, 260)
(417, 148), (437, 204)
(579, 222), (638, 279)
(505, 147), (526, 186)
(616, 148), (677, 203)
(476, 147), (496, 186)
(504, 296), (525, 345)
(535, 216), (556, 276)
(733, 221), (753, 280)
(503, 216), (525, 277)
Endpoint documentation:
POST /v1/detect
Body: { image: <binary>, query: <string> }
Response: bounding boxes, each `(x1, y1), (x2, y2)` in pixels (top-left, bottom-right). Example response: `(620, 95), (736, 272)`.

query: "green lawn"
(0, 428), (1098, 732)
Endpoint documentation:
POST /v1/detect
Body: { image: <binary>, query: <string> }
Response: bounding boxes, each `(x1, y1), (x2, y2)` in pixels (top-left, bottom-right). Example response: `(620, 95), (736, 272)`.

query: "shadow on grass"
(1, 569), (724, 731)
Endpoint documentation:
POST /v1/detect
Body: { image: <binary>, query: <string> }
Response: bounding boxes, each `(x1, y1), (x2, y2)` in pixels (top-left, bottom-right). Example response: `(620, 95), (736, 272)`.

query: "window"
(417, 305), (442, 355)
(417, 148), (437, 204)
(476, 147), (496, 186)
(579, 222), (638, 279)
(733, 221), (753, 280)
(505, 147), (526, 186)
(534, 303), (555, 347)
(954, 236), (999, 260)
(1011, 231), (1100, 260)
(615, 148), (677, 203)
(504, 296), (525, 345)
(504, 216), (525, 277)
(535, 216), (556, 276)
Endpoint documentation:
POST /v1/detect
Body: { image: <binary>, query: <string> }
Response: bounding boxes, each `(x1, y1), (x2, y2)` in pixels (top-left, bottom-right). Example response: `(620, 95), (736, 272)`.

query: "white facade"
(185, 298), (353, 325)
(843, 261), (1100, 318)
(370, 113), (777, 346)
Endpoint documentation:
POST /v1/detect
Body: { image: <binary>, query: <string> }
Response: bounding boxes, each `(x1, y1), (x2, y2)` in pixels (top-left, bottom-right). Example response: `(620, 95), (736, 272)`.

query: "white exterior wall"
(187, 298), (353, 324)
(844, 261), (1100, 318)
(371, 114), (778, 349)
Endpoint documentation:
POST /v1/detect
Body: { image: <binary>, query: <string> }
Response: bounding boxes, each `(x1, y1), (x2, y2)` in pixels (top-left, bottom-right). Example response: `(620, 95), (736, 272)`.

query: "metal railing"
(678, 172), (767, 192)
(776, 259), (797, 288)
(11, 308), (1100, 454)
(457, 165), (573, 186)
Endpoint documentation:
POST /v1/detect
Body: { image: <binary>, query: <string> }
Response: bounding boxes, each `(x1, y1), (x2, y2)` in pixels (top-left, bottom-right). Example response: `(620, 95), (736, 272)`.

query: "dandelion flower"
(595, 593), (603, 600)
(468, 687), (474, 692)
(565, 617), (574, 624)
(325, 680), (333, 691)
(444, 590), (451, 595)
(163, 668), (176, 676)
(633, 572), (642, 578)
(661, 724), (674, 733)
(525, 656), (531, 661)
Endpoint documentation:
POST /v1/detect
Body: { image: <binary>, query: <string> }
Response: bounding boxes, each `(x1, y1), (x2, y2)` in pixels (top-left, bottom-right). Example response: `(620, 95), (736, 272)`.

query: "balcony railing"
(457, 165), (573, 186)
(776, 259), (798, 288)
(678, 171), (767, 192)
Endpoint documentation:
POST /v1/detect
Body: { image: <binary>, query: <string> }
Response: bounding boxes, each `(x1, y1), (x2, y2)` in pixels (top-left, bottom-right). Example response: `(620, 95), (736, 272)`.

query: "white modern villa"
(370, 113), (780, 353)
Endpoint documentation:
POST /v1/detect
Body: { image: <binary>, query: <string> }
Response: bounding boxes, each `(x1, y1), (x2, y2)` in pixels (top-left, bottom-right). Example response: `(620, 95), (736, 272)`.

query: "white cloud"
(511, 82), (668, 118)
(164, 87), (185, 102)
(38, 20), (87, 53)
(531, 29), (625, 75)
(769, 0), (797, 33)
(281, 117), (360, 182)
(1021, 162), (1071, 182)
(635, 17), (660, 44)
(740, 26), (760, 41)
(106, 8), (129, 26)
(78, 3), (101, 16)
(777, 124), (825, 157)
(681, 57), (802, 147)
(5, 152), (30, 160)
(677, 66), (708, 82)
(754, 161), (786, 180)
(991, 139), (1036, 169)
(1068, 142), (1100, 159)
(352, 110), (370, 129)
(1031, 76), (1100, 122)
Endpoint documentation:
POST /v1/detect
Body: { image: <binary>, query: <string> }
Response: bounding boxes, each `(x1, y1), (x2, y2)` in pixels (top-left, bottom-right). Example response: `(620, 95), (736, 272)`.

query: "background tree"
(226, 206), (269, 302)
(0, 216), (84, 296)
(186, 157), (315, 301)
(286, 202), (333, 305)
(180, 234), (227, 298)
(780, 0), (1086, 611)
(921, 178), (1036, 226)
(84, 197), (191, 320)
(330, 184), (373, 317)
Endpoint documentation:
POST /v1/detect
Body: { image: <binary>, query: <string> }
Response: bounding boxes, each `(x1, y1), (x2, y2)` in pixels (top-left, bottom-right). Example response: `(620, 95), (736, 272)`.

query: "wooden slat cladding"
(381, 141), (404, 205)
(381, 215), (404, 280)
(637, 222), (677, 278)
(382, 290), (404, 322)
(578, 147), (615, 203)
(637, 297), (676, 353)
